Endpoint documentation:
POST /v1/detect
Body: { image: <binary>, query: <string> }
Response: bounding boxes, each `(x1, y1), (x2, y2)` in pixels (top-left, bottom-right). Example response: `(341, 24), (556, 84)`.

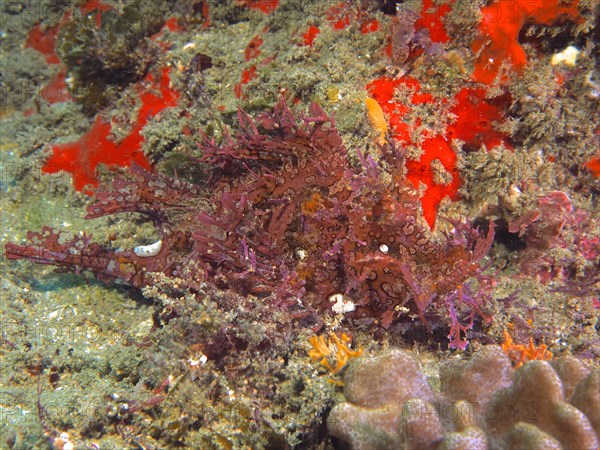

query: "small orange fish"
(365, 97), (388, 145)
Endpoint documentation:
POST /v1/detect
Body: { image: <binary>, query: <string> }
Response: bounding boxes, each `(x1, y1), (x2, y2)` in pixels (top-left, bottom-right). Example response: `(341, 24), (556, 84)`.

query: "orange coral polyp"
(308, 332), (363, 375)
(501, 329), (553, 368)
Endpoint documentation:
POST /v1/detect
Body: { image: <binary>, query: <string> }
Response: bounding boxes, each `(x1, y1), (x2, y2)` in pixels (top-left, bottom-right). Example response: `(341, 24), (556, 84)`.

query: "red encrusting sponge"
(43, 67), (180, 194)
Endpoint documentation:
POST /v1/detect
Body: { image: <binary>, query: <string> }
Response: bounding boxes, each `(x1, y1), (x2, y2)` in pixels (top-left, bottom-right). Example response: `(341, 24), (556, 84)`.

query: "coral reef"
(328, 346), (599, 450)
(1, 0), (598, 447)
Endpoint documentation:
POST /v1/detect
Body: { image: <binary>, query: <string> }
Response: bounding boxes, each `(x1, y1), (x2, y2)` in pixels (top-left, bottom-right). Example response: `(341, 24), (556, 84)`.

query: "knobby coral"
(328, 346), (599, 450)
(6, 99), (495, 348)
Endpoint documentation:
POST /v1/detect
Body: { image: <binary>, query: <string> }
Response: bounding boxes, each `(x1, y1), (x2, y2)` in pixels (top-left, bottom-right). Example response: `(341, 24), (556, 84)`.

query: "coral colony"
(7, 0), (594, 353)
(6, 99), (494, 349)
(328, 347), (599, 449)
(5, 0), (599, 447)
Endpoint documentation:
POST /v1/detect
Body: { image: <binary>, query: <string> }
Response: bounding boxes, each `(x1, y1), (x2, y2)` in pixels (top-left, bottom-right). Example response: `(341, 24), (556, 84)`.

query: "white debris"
(329, 293), (356, 314)
(134, 240), (162, 257)
(296, 248), (308, 260)
(551, 46), (579, 67)
(53, 432), (74, 450)
(188, 354), (208, 368)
